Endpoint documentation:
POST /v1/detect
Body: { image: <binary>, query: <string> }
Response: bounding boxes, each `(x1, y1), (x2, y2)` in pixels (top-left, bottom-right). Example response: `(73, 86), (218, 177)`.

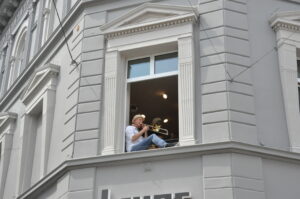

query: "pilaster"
(102, 50), (123, 155)
(277, 39), (300, 152)
(200, 0), (258, 145)
(178, 36), (196, 146)
(0, 112), (17, 199)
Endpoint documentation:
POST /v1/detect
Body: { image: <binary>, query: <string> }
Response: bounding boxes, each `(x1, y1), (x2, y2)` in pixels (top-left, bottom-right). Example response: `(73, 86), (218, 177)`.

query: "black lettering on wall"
(101, 189), (110, 199)
(154, 194), (172, 199)
(174, 192), (190, 199)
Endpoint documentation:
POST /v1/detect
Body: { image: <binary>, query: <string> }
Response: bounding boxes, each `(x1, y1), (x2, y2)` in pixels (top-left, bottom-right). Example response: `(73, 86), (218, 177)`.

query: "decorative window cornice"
(101, 3), (198, 39)
(21, 63), (59, 105)
(105, 15), (196, 39)
(271, 19), (300, 32)
(270, 11), (300, 32)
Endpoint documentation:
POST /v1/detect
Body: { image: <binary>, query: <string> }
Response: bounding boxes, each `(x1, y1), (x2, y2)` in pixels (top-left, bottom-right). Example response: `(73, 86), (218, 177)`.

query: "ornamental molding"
(101, 3), (198, 39)
(0, 0), (31, 47)
(21, 63), (60, 105)
(270, 11), (300, 32)
(0, 112), (17, 135)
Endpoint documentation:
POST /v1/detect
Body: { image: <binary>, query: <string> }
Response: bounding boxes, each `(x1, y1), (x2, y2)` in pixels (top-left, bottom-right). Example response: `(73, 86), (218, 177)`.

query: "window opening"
(155, 52), (178, 74)
(128, 57), (150, 79)
(128, 52), (179, 144)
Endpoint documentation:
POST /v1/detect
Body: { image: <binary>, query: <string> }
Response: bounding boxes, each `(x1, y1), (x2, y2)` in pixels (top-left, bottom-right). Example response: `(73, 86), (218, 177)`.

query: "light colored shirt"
(125, 125), (144, 152)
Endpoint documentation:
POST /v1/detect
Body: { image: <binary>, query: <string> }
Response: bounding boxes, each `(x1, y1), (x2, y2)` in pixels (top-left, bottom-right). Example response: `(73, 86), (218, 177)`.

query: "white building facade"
(0, 0), (299, 198)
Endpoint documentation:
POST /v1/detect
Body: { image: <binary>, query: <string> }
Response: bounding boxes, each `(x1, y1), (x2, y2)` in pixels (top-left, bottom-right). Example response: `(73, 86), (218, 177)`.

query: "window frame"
(0, 112), (17, 198)
(271, 15), (300, 152)
(100, 3), (198, 155)
(7, 21), (28, 90)
(124, 51), (179, 152)
(17, 63), (59, 194)
(126, 51), (179, 83)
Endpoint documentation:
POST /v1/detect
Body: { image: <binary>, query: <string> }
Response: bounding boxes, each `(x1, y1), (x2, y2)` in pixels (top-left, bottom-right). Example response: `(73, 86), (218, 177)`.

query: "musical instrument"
(143, 117), (168, 135)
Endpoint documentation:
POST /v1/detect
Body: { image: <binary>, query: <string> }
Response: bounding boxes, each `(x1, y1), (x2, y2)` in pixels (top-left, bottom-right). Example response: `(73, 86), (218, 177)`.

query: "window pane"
(128, 57), (150, 78)
(155, 52), (178, 74)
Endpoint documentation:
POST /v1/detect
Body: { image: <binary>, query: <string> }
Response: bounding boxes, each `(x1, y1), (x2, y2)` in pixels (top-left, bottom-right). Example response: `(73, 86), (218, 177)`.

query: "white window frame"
(17, 63), (59, 194)
(7, 21), (28, 89)
(271, 14), (300, 152)
(126, 51), (178, 83)
(0, 112), (17, 199)
(100, 3), (198, 155)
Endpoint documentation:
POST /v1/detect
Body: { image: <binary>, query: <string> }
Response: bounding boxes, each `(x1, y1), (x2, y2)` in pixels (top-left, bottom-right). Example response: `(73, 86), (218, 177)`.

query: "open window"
(127, 52), (179, 143)
(100, 3), (199, 155)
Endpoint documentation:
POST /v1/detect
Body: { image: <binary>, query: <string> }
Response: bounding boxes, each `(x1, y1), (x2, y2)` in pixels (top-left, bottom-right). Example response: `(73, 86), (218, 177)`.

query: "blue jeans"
(131, 134), (167, 152)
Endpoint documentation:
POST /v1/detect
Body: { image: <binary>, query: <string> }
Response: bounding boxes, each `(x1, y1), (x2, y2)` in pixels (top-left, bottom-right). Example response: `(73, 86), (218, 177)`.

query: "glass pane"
(155, 52), (178, 74)
(128, 57), (150, 78)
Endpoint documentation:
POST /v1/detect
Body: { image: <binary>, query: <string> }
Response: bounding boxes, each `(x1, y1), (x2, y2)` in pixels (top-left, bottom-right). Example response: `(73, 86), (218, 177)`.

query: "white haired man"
(125, 114), (175, 152)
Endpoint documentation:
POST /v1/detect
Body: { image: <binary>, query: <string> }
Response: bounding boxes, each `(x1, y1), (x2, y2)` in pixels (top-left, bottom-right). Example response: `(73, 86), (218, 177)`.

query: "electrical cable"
(185, 0), (297, 83)
(51, 0), (78, 66)
(186, 0), (233, 81)
(51, 0), (99, 100)
(230, 31), (296, 82)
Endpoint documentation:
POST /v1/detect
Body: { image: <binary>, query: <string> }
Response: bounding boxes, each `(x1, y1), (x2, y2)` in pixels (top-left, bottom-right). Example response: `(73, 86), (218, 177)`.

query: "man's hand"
(142, 125), (149, 132)
(131, 125), (149, 141)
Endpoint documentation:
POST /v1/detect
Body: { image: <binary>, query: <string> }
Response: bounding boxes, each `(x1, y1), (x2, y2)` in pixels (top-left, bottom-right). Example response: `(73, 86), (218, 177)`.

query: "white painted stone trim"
(0, 112), (17, 199)
(17, 63), (59, 194)
(101, 3), (198, 39)
(178, 36), (196, 146)
(270, 12), (300, 152)
(22, 63), (59, 105)
(101, 3), (198, 155)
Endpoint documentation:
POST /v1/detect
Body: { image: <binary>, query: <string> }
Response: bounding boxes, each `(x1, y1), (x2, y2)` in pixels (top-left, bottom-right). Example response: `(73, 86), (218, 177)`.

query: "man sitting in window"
(125, 114), (175, 152)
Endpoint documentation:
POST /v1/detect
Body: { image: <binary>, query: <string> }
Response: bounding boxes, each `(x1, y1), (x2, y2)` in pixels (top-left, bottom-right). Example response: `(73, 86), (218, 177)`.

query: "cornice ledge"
(103, 14), (196, 39)
(21, 63), (60, 105)
(17, 141), (300, 199)
(271, 18), (300, 32)
(270, 11), (300, 32)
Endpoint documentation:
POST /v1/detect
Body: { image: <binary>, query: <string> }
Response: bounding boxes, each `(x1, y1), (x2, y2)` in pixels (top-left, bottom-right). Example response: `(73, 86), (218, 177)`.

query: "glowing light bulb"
(163, 118), (168, 123)
(162, 93), (168, 99)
